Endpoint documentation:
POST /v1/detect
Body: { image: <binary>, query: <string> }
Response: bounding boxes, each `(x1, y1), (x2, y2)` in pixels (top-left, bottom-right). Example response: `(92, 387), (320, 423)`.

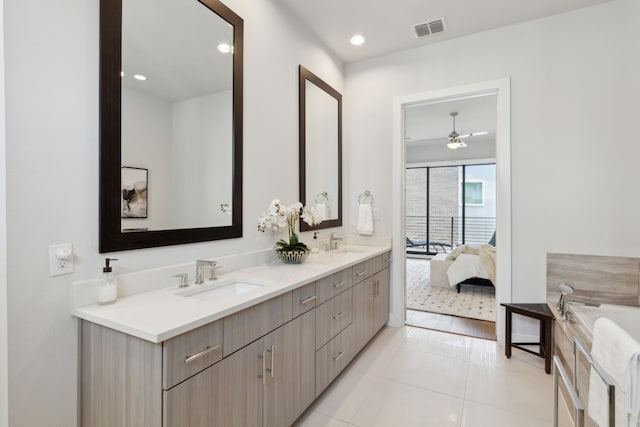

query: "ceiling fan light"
(447, 140), (461, 149)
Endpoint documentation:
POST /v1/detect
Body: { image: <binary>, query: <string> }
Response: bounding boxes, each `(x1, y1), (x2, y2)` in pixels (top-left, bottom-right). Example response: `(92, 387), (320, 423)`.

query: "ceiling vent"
(413, 17), (447, 38)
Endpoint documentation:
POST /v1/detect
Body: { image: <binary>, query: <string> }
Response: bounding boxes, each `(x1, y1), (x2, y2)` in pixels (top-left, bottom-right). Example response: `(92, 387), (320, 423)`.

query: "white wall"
(0, 1), (8, 426)
(3, 0), (343, 425)
(345, 0), (640, 326)
(122, 88), (174, 230)
(172, 90), (233, 228)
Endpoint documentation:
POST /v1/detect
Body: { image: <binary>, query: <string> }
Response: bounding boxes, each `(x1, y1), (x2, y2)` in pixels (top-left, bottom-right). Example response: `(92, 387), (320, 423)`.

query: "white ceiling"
(404, 94), (497, 150)
(122, 0), (233, 102)
(278, 0), (613, 63)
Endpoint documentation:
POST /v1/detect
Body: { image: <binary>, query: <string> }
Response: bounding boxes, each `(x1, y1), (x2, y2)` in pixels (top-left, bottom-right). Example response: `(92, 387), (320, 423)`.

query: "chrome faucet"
(172, 273), (189, 288)
(329, 233), (343, 251)
(195, 260), (220, 284)
(557, 282), (575, 318)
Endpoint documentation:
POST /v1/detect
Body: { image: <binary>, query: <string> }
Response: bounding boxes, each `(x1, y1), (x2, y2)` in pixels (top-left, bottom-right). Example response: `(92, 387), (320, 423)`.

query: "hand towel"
(357, 204), (373, 235)
(588, 317), (640, 427)
(315, 203), (327, 221)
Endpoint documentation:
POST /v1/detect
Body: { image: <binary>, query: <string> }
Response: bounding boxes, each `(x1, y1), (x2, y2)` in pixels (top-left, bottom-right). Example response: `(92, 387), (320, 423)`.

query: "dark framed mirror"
(299, 65), (342, 232)
(99, 0), (243, 252)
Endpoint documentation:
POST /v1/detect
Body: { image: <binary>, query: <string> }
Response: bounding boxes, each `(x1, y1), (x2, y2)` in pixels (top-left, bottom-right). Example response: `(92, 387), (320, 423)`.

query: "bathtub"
(570, 303), (640, 341)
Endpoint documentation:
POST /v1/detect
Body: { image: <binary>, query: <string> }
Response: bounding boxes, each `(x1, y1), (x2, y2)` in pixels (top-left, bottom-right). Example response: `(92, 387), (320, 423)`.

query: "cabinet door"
(351, 277), (376, 351)
(373, 268), (390, 332)
(263, 310), (316, 427)
(222, 339), (264, 427)
(163, 362), (224, 427)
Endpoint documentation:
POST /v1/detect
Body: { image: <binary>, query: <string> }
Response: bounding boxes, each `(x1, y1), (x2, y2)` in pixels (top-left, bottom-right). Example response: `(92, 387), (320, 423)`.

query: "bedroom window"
(464, 181), (484, 206)
(406, 163), (496, 254)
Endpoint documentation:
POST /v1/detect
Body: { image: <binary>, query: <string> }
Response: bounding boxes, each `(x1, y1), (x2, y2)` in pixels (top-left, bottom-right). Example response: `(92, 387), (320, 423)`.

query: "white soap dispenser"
(311, 232), (320, 253)
(97, 257), (118, 305)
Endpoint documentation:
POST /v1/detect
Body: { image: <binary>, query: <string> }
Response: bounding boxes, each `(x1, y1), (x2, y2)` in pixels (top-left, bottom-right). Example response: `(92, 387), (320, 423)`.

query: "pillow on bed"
(447, 253), (490, 287)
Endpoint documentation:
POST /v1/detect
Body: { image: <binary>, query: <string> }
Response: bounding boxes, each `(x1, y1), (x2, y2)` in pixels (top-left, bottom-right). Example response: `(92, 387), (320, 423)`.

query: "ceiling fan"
(446, 112), (488, 150)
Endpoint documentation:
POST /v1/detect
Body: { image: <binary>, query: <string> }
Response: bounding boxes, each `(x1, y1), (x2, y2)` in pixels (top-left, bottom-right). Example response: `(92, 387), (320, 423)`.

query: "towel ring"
(315, 192), (328, 204)
(358, 190), (374, 205)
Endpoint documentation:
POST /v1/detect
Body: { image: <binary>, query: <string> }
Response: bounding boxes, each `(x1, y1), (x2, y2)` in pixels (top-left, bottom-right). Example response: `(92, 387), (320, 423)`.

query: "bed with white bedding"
(430, 244), (496, 292)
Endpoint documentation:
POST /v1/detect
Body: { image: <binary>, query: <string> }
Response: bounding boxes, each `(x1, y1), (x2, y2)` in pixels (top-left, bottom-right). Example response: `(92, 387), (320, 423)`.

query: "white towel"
(357, 204), (373, 235)
(315, 203), (327, 221)
(588, 317), (640, 427)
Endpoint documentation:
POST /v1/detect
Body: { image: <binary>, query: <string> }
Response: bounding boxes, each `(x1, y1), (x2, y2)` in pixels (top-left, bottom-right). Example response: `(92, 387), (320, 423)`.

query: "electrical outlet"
(49, 243), (74, 277)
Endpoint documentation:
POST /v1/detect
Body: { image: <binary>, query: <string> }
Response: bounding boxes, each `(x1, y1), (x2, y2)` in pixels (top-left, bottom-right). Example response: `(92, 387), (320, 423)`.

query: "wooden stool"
(501, 303), (554, 374)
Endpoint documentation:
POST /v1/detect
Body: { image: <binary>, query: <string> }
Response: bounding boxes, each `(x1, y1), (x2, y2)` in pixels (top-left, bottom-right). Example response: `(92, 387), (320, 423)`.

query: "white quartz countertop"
(72, 244), (391, 343)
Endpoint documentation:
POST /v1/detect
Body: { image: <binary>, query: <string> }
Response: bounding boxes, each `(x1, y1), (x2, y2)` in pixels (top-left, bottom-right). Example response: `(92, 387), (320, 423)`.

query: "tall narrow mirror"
(299, 66), (342, 231)
(99, 0), (243, 252)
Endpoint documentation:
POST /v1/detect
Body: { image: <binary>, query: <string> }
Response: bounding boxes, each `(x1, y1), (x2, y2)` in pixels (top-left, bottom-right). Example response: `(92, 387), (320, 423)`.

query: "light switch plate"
(49, 243), (74, 277)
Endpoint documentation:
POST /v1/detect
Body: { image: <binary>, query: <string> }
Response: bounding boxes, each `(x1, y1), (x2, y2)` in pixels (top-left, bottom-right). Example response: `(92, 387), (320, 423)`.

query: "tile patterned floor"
(406, 258), (496, 322)
(295, 326), (572, 427)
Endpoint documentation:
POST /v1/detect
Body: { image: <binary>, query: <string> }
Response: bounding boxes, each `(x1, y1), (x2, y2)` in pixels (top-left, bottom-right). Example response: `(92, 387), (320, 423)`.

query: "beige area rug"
(406, 258), (496, 322)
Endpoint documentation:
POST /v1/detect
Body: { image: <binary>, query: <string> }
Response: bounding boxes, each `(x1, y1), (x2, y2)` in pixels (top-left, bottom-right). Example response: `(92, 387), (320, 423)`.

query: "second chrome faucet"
(195, 260), (221, 284)
(329, 233), (343, 251)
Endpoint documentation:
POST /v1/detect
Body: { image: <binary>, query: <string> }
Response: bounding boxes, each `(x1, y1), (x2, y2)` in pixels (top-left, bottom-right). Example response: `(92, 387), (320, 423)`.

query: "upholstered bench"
(430, 253), (453, 288)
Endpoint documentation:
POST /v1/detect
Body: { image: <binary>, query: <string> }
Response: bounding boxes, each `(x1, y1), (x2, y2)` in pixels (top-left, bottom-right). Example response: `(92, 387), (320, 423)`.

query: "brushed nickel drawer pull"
(332, 312), (344, 320)
(355, 271), (366, 277)
(269, 345), (275, 378)
(333, 351), (345, 361)
(259, 349), (267, 385)
(376, 279), (380, 297)
(184, 344), (220, 364)
(333, 280), (346, 288)
(300, 295), (317, 305)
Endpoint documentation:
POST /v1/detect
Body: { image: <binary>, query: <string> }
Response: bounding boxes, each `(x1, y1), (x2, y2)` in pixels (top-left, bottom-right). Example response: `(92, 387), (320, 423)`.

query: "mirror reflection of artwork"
(121, 167), (148, 218)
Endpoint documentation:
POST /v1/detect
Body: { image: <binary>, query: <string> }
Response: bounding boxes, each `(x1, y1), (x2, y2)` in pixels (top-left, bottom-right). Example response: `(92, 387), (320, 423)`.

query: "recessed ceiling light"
(217, 43), (232, 53)
(350, 34), (366, 46)
(133, 74), (147, 81)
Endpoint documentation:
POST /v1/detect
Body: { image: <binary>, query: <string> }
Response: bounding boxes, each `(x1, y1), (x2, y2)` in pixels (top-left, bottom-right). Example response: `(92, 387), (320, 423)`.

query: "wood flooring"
(405, 309), (497, 341)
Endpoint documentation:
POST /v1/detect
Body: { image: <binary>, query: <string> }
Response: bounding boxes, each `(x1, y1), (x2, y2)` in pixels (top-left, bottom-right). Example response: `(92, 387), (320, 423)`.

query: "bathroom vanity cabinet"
(79, 251), (390, 427)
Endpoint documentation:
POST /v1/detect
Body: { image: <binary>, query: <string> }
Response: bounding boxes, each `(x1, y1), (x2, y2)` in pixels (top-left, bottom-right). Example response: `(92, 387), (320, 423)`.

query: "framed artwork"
(121, 167), (148, 218)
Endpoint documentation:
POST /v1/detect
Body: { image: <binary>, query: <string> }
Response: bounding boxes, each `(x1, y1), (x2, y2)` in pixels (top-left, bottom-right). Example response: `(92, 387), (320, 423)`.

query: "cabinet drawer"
(352, 258), (375, 284)
(352, 253), (391, 284)
(316, 269), (352, 304)
(223, 292), (293, 357)
(316, 288), (353, 350)
(292, 282), (317, 318)
(163, 320), (223, 390)
(315, 324), (355, 396)
(380, 251), (392, 270)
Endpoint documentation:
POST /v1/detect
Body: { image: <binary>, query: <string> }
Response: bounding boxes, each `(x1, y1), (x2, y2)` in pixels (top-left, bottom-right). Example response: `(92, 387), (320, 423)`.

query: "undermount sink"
(178, 280), (265, 301)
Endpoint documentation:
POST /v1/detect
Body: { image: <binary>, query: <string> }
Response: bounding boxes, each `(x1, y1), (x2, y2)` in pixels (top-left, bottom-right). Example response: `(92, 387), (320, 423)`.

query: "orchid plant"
(257, 199), (322, 252)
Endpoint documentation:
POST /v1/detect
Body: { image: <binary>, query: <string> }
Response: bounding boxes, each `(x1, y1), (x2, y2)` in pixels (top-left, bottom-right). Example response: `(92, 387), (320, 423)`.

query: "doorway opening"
(389, 79), (511, 344)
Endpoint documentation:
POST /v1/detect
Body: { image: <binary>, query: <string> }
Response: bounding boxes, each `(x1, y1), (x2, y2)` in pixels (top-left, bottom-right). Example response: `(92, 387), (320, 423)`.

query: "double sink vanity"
(72, 244), (391, 427)
(86, 0), (371, 424)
